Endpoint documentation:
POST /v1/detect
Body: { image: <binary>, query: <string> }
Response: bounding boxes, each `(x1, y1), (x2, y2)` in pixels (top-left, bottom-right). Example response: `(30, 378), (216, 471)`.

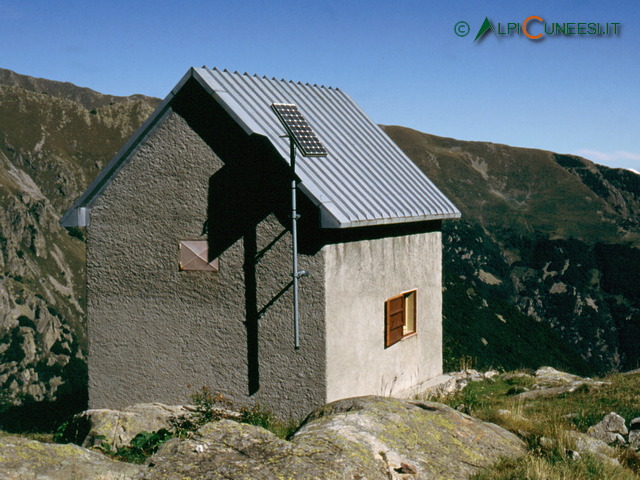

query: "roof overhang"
(61, 67), (461, 229)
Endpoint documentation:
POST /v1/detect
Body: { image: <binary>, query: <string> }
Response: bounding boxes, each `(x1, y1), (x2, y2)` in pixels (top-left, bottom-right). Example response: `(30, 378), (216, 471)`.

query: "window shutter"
(386, 294), (405, 347)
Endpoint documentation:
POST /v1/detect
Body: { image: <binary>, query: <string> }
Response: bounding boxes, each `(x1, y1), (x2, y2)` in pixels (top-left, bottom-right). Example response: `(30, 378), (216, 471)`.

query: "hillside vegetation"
(432, 368), (640, 479)
(0, 68), (159, 421)
(0, 68), (638, 427)
(384, 126), (640, 375)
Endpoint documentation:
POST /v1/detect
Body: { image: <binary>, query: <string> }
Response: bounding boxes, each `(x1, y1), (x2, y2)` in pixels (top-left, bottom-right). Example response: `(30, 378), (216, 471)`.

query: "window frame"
(384, 289), (417, 348)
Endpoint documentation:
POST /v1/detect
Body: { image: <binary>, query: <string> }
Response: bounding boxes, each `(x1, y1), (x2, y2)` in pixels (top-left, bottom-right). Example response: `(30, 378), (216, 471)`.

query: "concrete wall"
(324, 231), (443, 402)
(87, 109), (326, 420)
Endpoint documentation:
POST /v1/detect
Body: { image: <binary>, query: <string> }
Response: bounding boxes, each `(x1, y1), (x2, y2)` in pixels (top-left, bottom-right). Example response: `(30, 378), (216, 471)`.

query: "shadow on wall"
(173, 78), (300, 398)
(205, 132), (293, 396)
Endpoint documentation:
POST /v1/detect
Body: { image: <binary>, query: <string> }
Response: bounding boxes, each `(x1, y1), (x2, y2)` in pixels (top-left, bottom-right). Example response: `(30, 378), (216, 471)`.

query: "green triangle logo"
(474, 17), (497, 42)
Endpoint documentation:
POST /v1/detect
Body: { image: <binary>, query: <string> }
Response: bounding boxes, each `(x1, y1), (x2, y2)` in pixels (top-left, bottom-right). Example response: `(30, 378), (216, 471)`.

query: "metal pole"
(290, 136), (301, 349)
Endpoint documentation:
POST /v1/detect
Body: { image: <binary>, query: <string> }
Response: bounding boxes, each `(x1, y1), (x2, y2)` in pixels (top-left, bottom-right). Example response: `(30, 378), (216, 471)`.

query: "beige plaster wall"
(324, 231), (443, 402)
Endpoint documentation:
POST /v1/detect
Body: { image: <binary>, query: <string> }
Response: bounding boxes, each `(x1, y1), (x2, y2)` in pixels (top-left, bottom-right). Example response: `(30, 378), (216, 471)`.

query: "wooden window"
(385, 290), (417, 347)
(179, 241), (219, 271)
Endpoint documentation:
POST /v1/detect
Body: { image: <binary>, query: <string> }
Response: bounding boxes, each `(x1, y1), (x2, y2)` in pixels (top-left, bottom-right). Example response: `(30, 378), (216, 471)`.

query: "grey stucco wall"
(324, 231), (443, 402)
(87, 109), (326, 420)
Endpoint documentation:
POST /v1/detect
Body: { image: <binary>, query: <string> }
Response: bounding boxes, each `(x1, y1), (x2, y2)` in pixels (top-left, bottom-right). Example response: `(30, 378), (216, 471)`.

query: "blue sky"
(2, 0), (638, 172)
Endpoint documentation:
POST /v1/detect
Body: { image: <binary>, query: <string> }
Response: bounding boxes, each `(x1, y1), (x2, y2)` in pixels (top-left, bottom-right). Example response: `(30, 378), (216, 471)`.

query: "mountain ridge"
(383, 125), (640, 247)
(0, 68), (161, 111)
(0, 68), (638, 421)
(0, 69), (159, 417)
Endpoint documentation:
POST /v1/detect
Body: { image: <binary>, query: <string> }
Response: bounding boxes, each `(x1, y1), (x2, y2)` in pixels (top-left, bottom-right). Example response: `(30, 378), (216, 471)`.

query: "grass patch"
(472, 453), (637, 480)
(427, 370), (640, 479)
(431, 371), (640, 433)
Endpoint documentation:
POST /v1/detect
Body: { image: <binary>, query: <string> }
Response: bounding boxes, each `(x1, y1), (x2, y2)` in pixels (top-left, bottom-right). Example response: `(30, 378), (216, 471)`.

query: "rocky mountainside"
(0, 68), (638, 420)
(384, 126), (640, 374)
(0, 68), (159, 415)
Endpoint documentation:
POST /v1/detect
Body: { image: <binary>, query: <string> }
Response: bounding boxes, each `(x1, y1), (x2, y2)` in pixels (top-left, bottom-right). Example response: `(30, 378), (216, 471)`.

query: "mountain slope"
(1, 69), (638, 420)
(0, 70), (159, 412)
(384, 126), (640, 373)
(385, 126), (640, 246)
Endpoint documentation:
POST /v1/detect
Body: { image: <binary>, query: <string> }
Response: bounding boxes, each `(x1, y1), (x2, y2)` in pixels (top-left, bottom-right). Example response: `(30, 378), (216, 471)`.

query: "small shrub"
(66, 227), (86, 242)
(169, 387), (235, 438)
(97, 429), (172, 464)
(505, 385), (528, 396)
(240, 402), (275, 430)
(240, 403), (298, 439)
(52, 421), (70, 443)
(191, 386), (233, 423)
(437, 382), (485, 416)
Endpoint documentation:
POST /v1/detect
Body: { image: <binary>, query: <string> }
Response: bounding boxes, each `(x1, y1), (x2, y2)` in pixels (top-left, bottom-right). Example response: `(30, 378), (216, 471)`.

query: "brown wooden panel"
(386, 294), (405, 347)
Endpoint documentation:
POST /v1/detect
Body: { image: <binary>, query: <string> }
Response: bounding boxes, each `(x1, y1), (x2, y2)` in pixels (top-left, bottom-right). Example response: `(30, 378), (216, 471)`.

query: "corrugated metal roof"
(196, 67), (460, 228)
(61, 67), (460, 228)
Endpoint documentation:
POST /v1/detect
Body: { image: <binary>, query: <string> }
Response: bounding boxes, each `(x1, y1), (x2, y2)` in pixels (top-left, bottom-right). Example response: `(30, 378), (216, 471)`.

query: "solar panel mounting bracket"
(270, 103), (328, 349)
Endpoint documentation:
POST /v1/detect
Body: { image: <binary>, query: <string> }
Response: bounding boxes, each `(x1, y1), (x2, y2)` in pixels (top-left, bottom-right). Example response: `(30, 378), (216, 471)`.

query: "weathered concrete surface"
(65, 403), (195, 450)
(87, 105), (327, 420)
(325, 231), (443, 402)
(0, 435), (142, 480)
(141, 396), (526, 480)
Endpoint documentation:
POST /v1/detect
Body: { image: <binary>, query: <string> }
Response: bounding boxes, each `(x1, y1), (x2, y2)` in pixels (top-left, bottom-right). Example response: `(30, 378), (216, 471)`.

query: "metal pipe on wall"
(290, 136), (301, 349)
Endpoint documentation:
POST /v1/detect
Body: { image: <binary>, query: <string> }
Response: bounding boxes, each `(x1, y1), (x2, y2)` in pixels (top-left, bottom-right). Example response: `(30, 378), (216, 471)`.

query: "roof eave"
(320, 209), (461, 229)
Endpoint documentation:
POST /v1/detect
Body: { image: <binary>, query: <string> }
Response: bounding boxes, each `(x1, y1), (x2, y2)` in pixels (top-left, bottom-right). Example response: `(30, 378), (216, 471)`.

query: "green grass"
(428, 370), (640, 479)
(472, 454), (638, 480)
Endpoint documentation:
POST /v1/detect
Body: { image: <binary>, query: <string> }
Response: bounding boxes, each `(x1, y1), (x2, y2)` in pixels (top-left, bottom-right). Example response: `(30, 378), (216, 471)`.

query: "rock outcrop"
(0, 435), (143, 480)
(567, 431), (621, 466)
(64, 403), (196, 450)
(587, 412), (629, 446)
(513, 366), (606, 400)
(141, 396), (526, 480)
(429, 369), (500, 396)
(629, 418), (640, 449)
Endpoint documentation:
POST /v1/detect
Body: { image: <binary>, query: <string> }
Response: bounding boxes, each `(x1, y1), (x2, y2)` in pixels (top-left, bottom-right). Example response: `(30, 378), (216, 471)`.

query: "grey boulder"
(587, 412), (628, 446)
(64, 402), (194, 450)
(0, 435), (142, 480)
(141, 396), (526, 480)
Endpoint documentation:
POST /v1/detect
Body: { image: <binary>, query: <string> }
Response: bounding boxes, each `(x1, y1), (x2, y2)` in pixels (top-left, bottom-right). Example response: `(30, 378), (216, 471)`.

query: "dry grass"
(473, 453), (637, 480)
(428, 370), (640, 479)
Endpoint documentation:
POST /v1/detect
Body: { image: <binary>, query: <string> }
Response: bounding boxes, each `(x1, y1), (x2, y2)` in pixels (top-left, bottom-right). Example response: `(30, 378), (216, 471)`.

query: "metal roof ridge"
(62, 66), (461, 229)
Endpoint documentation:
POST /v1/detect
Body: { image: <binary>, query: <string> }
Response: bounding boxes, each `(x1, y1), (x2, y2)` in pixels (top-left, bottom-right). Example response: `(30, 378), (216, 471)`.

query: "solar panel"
(271, 103), (328, 157)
